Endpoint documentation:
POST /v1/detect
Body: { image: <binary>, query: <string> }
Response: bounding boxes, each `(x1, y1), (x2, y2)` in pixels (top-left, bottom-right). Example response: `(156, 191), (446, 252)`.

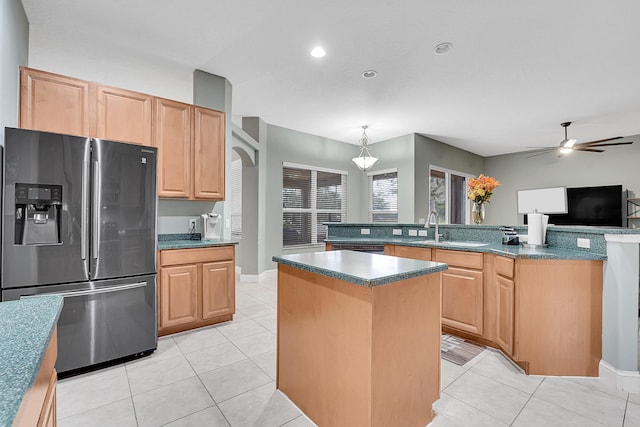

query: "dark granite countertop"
(158, 233), (238, 250)
(0, 295), (63, 427)
(325, 237), (606, 260)
(273, 250), (448, 287)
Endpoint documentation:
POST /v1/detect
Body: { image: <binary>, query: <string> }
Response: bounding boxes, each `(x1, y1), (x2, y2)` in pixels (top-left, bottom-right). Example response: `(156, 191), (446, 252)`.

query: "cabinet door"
(159, 264), (198, 328)
(38, 369), (56, 427)
(193, 107), (225, 200)
(496, 275), (515, 355)
(95, 85), (153, 145)
(19, 67), (91, 136)
(155, 98), (192, 198)
(202, 260), (235, 319)
(441, 267), (484, 335)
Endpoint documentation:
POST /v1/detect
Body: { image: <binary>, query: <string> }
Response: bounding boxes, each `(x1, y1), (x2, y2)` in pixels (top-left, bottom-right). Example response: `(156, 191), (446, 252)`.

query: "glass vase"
(472, 202), (485, 224)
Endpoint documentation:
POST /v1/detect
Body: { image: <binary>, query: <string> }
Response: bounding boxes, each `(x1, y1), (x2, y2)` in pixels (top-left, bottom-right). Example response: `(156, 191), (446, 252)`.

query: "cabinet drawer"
(435, 249), (483, 270)
(495, 255), (514, 278)
(390, 245), (432, 261)
(161, 246), (234, 266)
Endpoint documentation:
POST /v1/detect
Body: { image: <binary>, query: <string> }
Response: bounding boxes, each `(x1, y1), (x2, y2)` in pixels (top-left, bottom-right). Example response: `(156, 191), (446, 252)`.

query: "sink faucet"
(425, 210), (440, 243)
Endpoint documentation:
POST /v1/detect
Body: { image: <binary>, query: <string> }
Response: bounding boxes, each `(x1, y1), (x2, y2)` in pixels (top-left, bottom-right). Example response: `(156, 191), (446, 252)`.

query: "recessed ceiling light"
(361, 70), (377, 79)
(434, 42), (453, 55)
(310, 47), (326, 58)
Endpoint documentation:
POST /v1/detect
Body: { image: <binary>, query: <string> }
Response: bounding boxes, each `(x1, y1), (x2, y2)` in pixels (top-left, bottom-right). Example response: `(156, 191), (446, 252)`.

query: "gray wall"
(414, 134), (485, 223)
(264, 124), (367, 269)
(1, 0), (29, 146)
(484, 134), (640, 225)
(360, 134), (416, 223)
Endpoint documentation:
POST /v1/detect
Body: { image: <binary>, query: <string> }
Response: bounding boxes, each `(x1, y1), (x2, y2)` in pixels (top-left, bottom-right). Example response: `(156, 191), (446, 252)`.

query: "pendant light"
(351, 125), (378, 170)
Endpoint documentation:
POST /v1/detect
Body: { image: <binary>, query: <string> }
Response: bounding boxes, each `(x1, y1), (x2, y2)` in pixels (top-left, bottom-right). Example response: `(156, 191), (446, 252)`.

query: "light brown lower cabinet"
(495, 274), (515, 355)
(158, 246), (235, 336)
(385, 245), (603, 377)
(435, 249), (484, 336)
(14, 328), (58, 427)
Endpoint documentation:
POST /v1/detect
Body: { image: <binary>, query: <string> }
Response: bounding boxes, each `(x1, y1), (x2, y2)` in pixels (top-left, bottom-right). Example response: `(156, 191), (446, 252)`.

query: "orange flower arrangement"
(467, 174), (500, 204)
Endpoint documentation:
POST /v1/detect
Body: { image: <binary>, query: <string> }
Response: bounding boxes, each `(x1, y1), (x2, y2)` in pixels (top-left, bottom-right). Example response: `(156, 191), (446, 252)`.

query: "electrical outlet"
(189, 218), (197, 230)
(360, 228), (370, 235)
(393, 229), (402, 235)
(577, 238), (591, 249)
(418, 230), (429, 237)
(408, 230), (418, 236)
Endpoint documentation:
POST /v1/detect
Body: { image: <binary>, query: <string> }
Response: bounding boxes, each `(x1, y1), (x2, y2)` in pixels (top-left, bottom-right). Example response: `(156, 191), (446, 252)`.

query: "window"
(368, 169), (398, 222)
(429, 166), (473, 224)
(282, 163), (347, 247)
(230, 155), (242, 240)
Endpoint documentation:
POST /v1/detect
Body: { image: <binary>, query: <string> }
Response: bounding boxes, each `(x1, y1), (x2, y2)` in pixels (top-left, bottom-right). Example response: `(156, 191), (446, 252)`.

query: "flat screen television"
(532, 185), (624, 227)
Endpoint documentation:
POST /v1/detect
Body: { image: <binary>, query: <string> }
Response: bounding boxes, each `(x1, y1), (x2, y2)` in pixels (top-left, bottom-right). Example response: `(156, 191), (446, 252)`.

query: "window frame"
(368, 168), (399, 223)
(282, 162), (347, 248)
(428, 165), (474, 224)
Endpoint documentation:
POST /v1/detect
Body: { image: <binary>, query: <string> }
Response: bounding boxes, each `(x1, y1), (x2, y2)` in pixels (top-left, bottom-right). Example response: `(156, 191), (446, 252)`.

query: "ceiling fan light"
(559, 147), (573, 155)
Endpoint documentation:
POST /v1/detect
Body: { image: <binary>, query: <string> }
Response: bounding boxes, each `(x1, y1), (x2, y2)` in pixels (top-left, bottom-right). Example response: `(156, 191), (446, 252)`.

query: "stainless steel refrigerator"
(1, 127), (158, 374)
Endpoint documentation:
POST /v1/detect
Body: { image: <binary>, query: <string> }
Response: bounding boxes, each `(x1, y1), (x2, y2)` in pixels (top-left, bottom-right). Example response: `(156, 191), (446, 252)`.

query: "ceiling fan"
(526, 122), (633, 157)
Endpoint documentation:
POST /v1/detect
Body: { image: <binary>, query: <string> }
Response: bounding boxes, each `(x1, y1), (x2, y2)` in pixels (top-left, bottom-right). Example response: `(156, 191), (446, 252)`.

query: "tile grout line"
(507, 376), (546, 426)
(122, 362), (141, 427)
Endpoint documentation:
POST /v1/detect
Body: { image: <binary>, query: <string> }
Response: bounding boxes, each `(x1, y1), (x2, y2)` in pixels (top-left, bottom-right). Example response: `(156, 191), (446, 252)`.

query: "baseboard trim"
(238, 269), (277, 283)
(599, 360), (640, 393)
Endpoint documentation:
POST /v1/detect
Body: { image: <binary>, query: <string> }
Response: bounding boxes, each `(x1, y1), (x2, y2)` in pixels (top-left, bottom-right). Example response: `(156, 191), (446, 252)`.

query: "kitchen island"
(273, 250), (447, 427)
(0, 295), (63, 427)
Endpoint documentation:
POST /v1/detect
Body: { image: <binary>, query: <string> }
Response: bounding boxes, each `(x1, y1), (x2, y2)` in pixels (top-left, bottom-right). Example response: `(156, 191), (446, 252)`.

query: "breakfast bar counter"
(0, 295), (63, 427)
(272, 250), (447, 427)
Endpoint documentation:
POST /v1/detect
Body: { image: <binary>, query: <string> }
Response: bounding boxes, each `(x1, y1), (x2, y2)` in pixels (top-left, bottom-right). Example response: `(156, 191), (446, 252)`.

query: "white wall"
(28, 29), (193, 104)
(1, 0), (29, 146)
(484, 134), (640, 225)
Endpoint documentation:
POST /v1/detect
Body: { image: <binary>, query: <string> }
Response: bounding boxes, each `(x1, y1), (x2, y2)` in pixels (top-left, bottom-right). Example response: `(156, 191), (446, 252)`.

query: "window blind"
(283, 164), (346, 247)
(368, 170), (398, 223)
(230, 158), (242, 240)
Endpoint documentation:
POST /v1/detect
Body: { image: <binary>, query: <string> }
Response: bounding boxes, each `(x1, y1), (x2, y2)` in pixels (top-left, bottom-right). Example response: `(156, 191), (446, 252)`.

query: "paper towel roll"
(528, 213), (543, 245)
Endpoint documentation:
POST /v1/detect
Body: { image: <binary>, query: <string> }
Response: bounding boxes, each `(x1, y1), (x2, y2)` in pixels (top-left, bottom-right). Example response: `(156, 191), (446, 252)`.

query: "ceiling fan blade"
(575, 147), (605, 153)
(525, 150), (554, 158)
(577, 141), (634, 148)
(524, 147), (557, 152)
(580, 136), (623, 145)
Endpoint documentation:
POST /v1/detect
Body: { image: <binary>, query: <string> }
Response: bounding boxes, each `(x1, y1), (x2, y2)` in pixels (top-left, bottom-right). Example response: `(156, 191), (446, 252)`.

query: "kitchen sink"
(439, 241), (489, 247)
(411, 240), (489, 247)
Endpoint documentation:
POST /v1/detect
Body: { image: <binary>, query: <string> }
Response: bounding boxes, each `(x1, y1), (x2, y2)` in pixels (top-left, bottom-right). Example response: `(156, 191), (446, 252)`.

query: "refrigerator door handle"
(92, 160), (101, 260)
(22, 281), (147, 299)
(81, 159), (89, 260)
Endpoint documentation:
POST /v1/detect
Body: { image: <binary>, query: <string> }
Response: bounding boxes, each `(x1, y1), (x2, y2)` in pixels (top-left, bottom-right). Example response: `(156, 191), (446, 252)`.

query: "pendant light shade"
(352, 125), (378, 170)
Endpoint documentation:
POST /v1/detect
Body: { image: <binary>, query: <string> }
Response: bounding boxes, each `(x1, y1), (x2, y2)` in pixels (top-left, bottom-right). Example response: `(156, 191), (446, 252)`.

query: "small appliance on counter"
(201, 211), (222, 240)
(500, 226), (519, 245)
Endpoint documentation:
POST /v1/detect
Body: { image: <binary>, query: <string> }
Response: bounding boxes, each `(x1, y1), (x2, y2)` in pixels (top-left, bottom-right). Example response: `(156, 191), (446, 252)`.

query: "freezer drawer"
(3, 275), (157, 373)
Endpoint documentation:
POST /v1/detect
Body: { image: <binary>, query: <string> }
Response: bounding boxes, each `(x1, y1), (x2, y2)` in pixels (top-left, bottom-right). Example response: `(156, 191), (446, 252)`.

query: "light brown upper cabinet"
(19, 67), (153, 147)
(154, 99), (225, 200)
(95, 85), (153, 146)
(19, 67), (91, 136)
(154, 98), (192, 198)
(193, 107), (225, 200)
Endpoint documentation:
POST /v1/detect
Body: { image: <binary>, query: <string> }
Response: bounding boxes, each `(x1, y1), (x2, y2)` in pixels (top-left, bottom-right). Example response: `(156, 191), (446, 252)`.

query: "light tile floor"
(57, 273), (639, 426)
